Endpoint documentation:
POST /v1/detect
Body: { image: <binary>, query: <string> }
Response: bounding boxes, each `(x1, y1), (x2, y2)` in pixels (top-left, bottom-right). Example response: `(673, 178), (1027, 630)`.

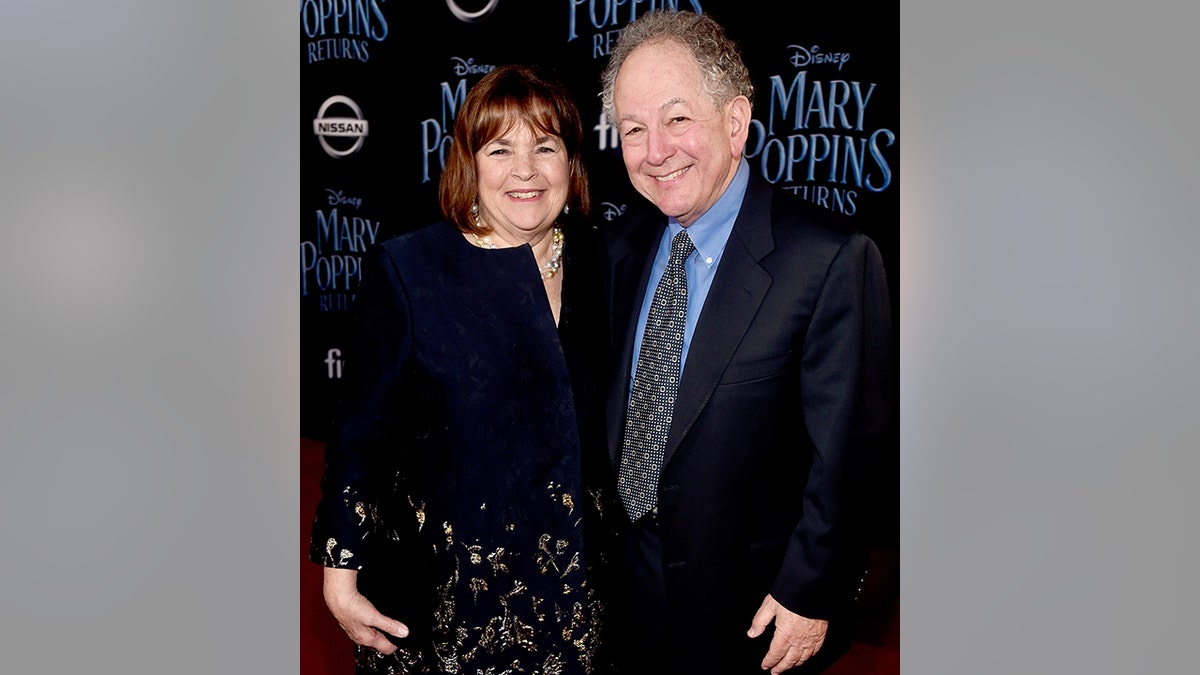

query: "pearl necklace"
(471, 227), (564, 280)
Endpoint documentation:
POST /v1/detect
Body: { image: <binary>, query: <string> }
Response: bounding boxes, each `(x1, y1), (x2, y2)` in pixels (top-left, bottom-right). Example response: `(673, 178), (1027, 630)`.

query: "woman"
(309, 64), (615, 675)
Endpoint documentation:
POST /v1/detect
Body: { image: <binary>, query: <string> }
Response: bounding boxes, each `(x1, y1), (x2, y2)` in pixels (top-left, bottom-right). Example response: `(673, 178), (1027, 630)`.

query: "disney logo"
(325, 189), (363, 209)
(600, 201), (627, 222)
(788, 45), (851, 71)
(451, 56), (496, 77)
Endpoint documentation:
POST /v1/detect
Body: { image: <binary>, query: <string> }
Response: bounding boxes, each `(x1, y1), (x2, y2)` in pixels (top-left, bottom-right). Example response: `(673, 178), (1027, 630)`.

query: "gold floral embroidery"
(322, 538), (355, 567)
(362, 480), (602, 674)
(501, 579), (528, 604)
(512, 612), (537, 651)
(536, 534), (561, 575)
(560, 552), (580, 579)
(541, 652), (566, 675)
(487, 547), (509, 576)
(464, 542), (483, 565)
(408, 496), (426, 532)
(468, 577), (488, 603)
(588, 487), (606, 517)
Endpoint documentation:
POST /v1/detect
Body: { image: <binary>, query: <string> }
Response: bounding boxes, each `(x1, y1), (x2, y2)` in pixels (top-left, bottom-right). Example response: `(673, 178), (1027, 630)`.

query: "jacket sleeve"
(770, 231), (895, 618)
(309, 245), (412, 569)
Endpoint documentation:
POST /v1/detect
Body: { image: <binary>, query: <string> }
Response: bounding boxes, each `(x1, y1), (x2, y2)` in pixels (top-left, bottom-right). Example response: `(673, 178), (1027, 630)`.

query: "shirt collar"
(667, 158), (749, 268)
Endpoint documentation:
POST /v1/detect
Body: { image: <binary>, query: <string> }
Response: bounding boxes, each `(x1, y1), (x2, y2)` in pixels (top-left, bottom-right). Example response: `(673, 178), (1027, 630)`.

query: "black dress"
(310, 220), (616, 675)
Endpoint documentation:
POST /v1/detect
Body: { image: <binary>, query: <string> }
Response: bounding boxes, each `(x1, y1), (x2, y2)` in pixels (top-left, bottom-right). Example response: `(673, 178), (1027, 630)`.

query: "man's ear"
(728, 95), (752, 155)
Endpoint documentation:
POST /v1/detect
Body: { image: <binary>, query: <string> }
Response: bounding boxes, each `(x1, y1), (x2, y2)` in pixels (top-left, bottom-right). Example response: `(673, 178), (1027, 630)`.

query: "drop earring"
(471, 200), (485, 230)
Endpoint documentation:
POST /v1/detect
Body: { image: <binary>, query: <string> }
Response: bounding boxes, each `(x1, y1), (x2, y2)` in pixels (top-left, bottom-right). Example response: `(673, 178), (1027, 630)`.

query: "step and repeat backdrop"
(301, 0), (898, 440)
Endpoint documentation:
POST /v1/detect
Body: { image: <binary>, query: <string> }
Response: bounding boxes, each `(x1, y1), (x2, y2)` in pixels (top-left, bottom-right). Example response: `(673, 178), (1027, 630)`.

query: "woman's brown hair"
(439, 64), (591, 235)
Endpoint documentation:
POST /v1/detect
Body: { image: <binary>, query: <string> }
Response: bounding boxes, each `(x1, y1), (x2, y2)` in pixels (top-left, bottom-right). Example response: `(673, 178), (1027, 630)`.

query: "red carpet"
(301, 438), (898, 674)
(302, 437), (356, 675)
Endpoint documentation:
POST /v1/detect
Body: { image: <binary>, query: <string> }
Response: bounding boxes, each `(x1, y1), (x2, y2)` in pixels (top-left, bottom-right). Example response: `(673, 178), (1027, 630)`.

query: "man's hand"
(323, 567), (409, 655)
(747, 593), (828, 673)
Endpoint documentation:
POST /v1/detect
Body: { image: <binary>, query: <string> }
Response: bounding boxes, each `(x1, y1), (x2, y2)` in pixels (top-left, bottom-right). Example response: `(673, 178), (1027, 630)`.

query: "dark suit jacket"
(603, 174), (894, 672)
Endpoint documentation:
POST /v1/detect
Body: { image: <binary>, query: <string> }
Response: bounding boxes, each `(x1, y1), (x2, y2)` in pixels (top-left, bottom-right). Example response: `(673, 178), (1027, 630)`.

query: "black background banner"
(11, 2), (1200, 672)
(302, 0), (898, 439)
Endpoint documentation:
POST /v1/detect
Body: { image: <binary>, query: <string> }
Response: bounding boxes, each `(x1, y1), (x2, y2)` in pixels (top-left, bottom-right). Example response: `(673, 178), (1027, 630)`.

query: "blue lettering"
(767, 72), (805, 136)
(852, 82), (875, 131)
(769, 73), (877, 132)
(301, 0), (322, 37)
(759, 137), (787, 183)
(369, 0), (389, 40)
(440, 79), (467, 130)
(803, 83), (828, 130)
(300, 0), (388, 41)
(569, 0), (702, 41)
(865, 128), (894, 192)
(421, 119), (451, 184)
(839, 136), (867, 187)
(300, 241), (316, 296)
(316, 208), (339, 253)
(827, 81), (852, 130)
(787, 134), (808, 183)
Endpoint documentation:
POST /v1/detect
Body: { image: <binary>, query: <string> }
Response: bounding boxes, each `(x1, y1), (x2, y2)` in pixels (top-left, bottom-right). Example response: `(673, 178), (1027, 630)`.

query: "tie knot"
(670, 230), (694, 265)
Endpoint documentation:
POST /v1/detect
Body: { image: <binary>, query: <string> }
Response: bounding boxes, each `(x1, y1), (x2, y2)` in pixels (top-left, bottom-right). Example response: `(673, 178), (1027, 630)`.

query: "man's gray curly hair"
(599, 11), (754, 124)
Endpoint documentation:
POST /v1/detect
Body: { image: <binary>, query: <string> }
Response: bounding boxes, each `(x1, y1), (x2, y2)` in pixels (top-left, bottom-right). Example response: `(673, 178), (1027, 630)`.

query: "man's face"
(612, 40), (747, 227)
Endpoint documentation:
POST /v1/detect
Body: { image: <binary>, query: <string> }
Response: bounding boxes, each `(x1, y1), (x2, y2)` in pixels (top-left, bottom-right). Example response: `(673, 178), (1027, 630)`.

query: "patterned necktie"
(618, 229), (694, 521)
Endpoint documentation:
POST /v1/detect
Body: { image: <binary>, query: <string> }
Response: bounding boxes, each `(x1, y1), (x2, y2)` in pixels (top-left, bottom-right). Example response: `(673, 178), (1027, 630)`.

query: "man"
(599, 11), (894, 674)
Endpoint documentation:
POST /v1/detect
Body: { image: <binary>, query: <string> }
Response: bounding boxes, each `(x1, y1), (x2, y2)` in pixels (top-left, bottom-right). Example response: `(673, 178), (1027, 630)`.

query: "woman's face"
(474, 122), (570, 240)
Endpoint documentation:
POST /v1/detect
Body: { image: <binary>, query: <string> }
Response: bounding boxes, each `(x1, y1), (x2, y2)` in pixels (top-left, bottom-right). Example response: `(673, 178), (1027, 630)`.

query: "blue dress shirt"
(630, 159), (750, 391)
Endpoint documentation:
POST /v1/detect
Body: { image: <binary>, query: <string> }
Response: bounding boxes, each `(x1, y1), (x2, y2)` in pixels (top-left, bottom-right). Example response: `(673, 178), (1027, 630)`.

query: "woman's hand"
(322, 567), (409, 654)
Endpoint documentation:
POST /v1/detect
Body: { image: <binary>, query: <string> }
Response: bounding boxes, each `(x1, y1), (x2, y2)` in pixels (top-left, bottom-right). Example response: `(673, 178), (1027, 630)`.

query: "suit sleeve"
(309, 245), (412, 569)
(770, 231), (895, 618)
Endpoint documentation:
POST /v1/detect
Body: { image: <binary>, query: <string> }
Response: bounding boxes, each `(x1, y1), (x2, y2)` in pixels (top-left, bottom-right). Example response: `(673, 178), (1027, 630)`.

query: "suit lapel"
(663, 178), (775, 468)
(605, 214), (664, 468)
